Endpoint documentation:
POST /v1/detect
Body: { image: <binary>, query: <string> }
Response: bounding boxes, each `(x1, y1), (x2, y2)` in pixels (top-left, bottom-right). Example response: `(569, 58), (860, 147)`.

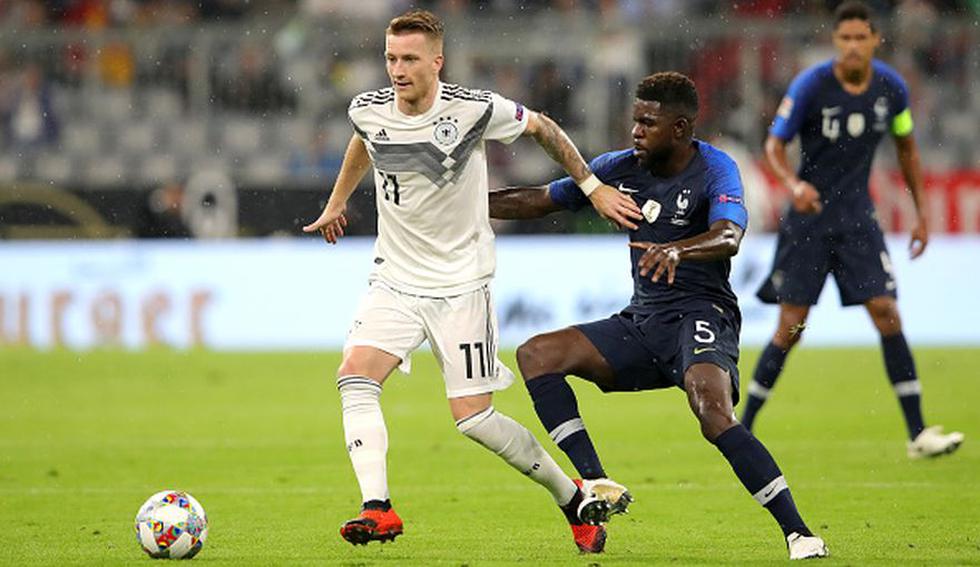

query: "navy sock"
(559, 488), (585, 525)
(881, 333), (926, 439)
(525, 373), (606, 479)
(741, 342), (789, 431)
(713, 424), (810, 537)
(362, 499), (391, 512)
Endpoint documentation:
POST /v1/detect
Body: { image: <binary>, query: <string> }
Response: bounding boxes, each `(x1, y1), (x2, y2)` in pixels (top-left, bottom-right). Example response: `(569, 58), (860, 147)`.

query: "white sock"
(456, 406), (577, 506)
(338, 376), (388, 503)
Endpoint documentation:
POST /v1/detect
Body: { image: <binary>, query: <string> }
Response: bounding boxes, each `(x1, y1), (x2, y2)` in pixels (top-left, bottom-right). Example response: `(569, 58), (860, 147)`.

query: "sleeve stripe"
(892, 108), (914, 137)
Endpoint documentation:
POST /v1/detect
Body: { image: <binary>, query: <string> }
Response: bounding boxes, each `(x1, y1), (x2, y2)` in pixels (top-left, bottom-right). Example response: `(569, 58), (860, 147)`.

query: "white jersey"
(348, 82), (529, 296)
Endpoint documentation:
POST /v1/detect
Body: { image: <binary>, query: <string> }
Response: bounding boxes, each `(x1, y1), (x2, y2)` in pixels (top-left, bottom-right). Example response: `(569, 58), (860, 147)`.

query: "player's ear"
(673, 116), (690, 139)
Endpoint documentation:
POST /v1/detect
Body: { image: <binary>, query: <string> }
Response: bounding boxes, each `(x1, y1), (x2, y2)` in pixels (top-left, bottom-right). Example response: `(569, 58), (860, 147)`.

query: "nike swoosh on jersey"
(693, 347), (717, 355)
(617, 183), (638, 193)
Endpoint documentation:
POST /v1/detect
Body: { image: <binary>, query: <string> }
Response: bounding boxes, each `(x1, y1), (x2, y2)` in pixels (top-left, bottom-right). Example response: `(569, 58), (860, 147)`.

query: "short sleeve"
(769, 70), (815, 142)
(547, 151), (625, 212)
(347, 103), (370, 142)
(484, 92), (530, 144)
(705, 153), (749, 230)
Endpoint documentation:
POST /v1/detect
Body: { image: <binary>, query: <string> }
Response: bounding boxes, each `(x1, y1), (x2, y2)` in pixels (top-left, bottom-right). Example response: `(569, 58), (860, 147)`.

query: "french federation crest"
(433, 116), (459, 146)
(874, 96), (889, 120)
(670, 188), (692, 226)
(873, 96), (889, 131)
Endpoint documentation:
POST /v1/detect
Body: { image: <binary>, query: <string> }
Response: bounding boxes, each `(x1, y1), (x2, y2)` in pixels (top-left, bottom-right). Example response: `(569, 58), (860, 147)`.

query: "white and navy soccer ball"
(134, 490), (208, 559)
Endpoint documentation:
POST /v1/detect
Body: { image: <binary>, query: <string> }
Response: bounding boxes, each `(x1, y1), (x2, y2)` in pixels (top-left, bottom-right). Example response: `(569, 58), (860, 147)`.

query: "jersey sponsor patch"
(777, 96), (794, 119)
(717, 194), (742, 204)
(514, 103), (525, 122)
(641, 199), (662, 223)
(846, 112), (866, 137)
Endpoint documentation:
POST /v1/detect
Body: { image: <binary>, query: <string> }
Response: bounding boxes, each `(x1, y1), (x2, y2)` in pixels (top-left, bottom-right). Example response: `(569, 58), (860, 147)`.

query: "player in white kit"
(303, 10), (642, 553)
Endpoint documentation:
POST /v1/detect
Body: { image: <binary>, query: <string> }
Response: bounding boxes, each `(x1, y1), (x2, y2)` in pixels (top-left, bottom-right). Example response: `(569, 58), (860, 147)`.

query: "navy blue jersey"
(771, 59), (912, 228)
(549, 141), (748, 316)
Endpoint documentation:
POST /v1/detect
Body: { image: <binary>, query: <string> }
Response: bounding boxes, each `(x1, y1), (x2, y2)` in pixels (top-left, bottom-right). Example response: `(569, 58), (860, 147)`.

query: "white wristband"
(578, 173), (602, 197)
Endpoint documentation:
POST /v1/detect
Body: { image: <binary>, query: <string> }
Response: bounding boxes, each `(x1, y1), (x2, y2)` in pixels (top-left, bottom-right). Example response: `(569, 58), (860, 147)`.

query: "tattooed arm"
(523, 111), (642, 230)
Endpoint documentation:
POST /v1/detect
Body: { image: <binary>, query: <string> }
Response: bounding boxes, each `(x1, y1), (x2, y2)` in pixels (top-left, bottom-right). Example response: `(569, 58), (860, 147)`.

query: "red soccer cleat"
(339, 506), (403, 545)
(567, 479), (607, 553)
(570, 522), (607, 553)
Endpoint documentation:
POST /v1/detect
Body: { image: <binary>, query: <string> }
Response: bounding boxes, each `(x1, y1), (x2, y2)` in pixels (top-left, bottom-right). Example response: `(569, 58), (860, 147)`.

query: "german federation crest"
(433, 116), (460, 146)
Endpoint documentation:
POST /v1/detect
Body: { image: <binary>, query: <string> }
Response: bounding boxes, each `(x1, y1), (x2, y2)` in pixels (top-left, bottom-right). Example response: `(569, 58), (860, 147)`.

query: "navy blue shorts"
(757, 222), (897, 307)
(574, 302), (742, 404)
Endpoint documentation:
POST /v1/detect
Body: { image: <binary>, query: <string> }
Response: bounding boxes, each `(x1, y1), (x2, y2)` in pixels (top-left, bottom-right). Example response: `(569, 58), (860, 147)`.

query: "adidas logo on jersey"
(374, 129), (389, 141)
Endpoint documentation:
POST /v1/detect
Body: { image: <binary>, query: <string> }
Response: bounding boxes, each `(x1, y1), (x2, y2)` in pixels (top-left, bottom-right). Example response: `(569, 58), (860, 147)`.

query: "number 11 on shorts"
(459, 342), (489, 379)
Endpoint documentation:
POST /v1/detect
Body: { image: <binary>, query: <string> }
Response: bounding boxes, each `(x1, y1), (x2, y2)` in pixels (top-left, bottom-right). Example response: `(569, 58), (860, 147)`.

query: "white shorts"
(344, 280), (515, 398)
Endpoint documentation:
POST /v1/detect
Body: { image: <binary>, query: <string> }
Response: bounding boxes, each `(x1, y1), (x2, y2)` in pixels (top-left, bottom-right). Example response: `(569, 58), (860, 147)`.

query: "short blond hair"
(386, 10), (444, 41)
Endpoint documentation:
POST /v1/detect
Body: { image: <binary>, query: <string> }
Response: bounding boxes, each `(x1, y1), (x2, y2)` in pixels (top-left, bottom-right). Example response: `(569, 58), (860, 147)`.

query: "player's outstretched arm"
(489, 186), (562, 220)
(302, 133), (372, 244)
(894, 133), (929, 259)
(523, 111), (642, 229)
(764, 135), (821, 215)
(629, 220), (744, 285)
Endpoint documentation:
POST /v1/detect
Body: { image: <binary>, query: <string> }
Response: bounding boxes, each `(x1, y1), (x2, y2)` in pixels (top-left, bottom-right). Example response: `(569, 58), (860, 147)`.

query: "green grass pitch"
(1, 348), (977, 566)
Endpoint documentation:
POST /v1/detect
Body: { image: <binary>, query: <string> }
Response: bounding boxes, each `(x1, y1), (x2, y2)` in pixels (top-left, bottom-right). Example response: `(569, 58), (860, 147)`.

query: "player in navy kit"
(742, 1), (963, 459)
(490, 72), (827, 560)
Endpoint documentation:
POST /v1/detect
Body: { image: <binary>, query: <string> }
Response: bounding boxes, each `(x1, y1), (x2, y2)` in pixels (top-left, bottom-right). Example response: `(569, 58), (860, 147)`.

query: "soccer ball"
(134, 490), (208, 559)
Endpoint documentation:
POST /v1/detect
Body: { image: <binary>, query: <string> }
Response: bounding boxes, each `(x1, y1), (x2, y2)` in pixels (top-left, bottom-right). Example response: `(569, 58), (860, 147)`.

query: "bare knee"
(685, 366), (737, 442)
(516, 333), (565, 380)
(772, 305), (810, 351)
(697, 404), (738, 442)
(337, 357), (358, 378)
(336, 346), (399, 383)
(866, 297), (902, 336)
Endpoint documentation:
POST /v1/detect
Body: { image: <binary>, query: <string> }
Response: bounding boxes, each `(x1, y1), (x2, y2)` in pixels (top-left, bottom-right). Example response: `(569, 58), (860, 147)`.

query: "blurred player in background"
(490, 72), (828, 560)
(742, 1), (964, 459)
(302, 9), (643, 553)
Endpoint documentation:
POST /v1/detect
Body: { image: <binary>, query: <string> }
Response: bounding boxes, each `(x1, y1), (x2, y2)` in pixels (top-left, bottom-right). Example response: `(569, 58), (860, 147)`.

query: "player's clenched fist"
(790, 180), (822, 215)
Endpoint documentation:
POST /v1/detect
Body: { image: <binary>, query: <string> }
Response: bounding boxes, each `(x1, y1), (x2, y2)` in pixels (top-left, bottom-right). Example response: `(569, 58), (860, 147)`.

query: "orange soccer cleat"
(339, 503), (403, 546)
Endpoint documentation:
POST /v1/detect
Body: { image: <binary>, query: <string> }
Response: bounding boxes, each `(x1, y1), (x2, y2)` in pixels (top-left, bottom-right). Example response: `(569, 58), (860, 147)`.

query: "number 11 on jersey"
(380, 172), (400, 205)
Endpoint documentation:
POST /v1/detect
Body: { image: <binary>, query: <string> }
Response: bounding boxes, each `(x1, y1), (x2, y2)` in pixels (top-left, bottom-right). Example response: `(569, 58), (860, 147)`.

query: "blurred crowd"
(0, 0), (978, 238)
(1, 0), (978, 27)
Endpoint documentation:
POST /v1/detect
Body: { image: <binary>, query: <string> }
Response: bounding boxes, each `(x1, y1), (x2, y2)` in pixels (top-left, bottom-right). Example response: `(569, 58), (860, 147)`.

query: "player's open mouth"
(394, 81), (412, 89)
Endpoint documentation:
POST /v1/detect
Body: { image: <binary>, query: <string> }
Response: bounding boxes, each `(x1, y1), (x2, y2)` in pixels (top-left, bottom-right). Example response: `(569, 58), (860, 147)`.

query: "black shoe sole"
(580, 491), (634, 525)
(340, 521), (402, 545)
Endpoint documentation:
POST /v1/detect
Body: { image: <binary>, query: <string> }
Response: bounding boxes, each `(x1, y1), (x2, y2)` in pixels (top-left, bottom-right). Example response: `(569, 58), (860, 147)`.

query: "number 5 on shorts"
(694, 320), (716, 344)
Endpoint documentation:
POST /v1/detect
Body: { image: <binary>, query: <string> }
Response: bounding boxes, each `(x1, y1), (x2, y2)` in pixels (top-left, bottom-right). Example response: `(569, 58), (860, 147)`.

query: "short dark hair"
(387, 10), (444, 41)
(635, 72), (698, 118)
(834, 1), (876, 32)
